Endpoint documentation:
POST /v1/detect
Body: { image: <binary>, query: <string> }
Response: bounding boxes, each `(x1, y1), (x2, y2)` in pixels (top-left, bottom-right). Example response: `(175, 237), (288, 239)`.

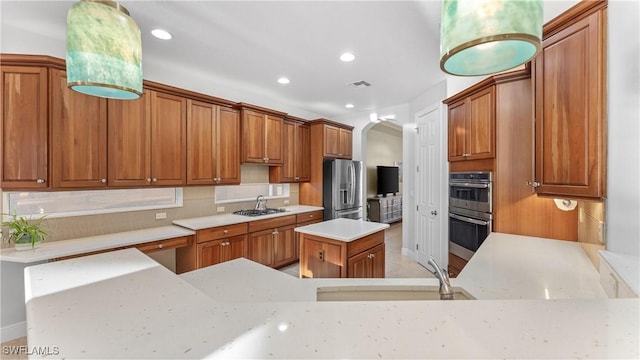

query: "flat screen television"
(377, 166), (399, 196)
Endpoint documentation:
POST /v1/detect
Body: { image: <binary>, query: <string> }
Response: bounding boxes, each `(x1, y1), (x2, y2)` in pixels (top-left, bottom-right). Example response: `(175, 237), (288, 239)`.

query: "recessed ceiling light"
(345, 103), (354, 109)
(151, 29), (172, 40)
(340, 52), (355, 62)
(277, 77), (290, 85)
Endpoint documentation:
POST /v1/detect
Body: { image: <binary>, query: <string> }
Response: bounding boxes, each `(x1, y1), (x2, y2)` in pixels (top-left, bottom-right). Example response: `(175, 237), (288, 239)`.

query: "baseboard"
(0, 321), (26, 343)
(401, 247), (417, 261)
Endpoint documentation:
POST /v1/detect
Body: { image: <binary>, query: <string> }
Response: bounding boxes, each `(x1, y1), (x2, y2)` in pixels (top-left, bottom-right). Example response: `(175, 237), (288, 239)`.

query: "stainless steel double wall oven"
(448, 172), (493, 261)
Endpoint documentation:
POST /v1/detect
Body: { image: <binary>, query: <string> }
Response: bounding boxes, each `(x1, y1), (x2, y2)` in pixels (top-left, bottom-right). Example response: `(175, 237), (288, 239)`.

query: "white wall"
(606, 0), (640, 256)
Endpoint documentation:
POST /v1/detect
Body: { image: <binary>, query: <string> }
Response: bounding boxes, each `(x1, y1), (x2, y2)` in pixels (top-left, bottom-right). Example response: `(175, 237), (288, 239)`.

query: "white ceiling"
(0, 1), (577, 120)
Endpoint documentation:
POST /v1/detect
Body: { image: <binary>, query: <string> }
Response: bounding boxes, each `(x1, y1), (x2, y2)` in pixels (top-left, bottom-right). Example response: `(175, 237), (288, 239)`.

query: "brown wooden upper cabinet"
(445, 86), (495, 162)
(533, 2), (606, 199)
(187, 100), (240, 185)
(324, 124), (353, 159)
(1, 65), (49, 189)
(269, 118), (311, 183)
(108, 89), (187, 187)
(50, 68), (108, 189)
(240, 105), (284, 165)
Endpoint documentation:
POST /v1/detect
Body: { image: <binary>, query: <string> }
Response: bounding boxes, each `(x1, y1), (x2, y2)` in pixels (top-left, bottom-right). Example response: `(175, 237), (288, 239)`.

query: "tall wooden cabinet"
(446, 86), (495, 162)
(187, 100), (240, 185)
(299, 119), (354, 206)
(50, 68), (108, 188)
(108, 88), (186, 187)
(269, 117), (310, 183)
(1, 65), (49, 189)
(240, 105), (285, 165)
(533, 0), (607, 199)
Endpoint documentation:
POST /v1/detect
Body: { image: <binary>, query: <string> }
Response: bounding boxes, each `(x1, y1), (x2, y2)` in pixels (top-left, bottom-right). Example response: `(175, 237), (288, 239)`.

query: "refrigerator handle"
(350, 163), (356, 204)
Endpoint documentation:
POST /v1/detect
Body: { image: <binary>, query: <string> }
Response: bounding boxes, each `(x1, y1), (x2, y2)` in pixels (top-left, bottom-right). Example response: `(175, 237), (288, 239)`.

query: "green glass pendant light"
(66, 0), (142, 99)
(440, 0), (542, 76)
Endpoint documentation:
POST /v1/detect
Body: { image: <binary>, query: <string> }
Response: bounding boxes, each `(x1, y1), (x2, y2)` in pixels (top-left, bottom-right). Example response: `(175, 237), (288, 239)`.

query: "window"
(3, 188), (183, 219)
(215, 183), (290, 204)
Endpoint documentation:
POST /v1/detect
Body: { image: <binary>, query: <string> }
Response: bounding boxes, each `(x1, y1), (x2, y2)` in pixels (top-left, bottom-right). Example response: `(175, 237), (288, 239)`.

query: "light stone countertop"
(599, 250), (639, 295)
(23, 234), (639, 359)
(172, 205), (323, 230)
(294, 218), (390, 242)
(0, 225), (195, 264)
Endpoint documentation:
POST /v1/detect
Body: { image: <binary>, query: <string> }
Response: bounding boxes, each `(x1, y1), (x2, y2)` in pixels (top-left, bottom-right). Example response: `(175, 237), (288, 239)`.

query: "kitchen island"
(23, 233), (638, 359)
(295, 218), (389, 278)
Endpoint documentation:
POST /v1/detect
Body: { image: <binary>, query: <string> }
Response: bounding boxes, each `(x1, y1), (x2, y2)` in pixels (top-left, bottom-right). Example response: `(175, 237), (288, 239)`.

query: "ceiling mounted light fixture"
(439, 0), (542, 76)
(66, 0), (142, 100)
(151, 28), (173, 40)
(340, 52), (355, 62)
(277, 77), (290, 85)
(345, 103), (354, 109)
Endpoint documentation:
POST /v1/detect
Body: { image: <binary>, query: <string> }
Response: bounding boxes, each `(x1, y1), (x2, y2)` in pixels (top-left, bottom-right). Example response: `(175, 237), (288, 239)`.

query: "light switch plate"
(217, 206), (225, 213)
(155, 212), (167, 220)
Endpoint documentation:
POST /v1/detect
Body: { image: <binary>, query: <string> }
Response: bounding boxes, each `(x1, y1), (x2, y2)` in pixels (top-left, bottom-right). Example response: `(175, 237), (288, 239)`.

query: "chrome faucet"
(255, 195), (266, 211)
(427, 258), (454, 300)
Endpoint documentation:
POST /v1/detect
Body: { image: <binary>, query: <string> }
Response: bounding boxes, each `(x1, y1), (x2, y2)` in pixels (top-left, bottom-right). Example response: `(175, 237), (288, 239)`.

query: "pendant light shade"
(440, 0), (542, 76)
(66, 0), (142, 99)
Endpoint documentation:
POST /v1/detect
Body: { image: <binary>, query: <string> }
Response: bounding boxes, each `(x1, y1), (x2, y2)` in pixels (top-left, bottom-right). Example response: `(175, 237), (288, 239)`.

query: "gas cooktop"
(233, 208), (287, 217)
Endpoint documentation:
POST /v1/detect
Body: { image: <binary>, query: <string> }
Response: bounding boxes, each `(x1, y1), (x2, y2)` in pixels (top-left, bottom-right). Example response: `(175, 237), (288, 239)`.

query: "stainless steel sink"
(233, 208), (287, 217)
(316, 285), (475, 301)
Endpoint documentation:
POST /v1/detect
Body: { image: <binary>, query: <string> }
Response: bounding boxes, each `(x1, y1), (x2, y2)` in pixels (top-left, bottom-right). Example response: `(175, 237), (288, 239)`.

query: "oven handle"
(449, 213), (489, 226)
(449, 182), (489, 189)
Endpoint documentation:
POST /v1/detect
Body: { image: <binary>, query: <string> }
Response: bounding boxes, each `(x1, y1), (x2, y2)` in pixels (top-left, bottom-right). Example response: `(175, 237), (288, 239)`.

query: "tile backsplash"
(577, 200), (606, 268)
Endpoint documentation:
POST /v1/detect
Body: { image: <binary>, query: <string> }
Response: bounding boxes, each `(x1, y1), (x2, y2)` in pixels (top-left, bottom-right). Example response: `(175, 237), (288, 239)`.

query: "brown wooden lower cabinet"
(448, 252), (468, 278)
(247, 215), (297, 268)
(197, 234), (247, 268)
(299, 230), (385, 278)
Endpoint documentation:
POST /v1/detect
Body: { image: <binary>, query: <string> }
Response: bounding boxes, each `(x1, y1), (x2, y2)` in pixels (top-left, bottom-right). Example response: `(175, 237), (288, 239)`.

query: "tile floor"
(280, 221), (434, 278)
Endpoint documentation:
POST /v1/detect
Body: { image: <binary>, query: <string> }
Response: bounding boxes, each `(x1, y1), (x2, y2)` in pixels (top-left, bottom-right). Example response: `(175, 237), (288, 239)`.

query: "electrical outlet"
(155, 212), (167, 220)
(217, 206), (225, 213)
(283, 200), (289, 205)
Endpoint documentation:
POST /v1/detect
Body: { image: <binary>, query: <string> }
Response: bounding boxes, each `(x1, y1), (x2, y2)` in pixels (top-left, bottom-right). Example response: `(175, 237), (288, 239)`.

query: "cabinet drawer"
(347, 231), (384, 258)
(197, 223), (248, 243)
(296, 211), (323, 223)
(249, 214), (296, 233)
(136, 236), (192, 253)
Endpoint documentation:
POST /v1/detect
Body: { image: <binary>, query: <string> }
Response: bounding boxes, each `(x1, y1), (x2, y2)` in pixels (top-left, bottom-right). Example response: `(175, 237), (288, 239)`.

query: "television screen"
(377, 166), (399, 196)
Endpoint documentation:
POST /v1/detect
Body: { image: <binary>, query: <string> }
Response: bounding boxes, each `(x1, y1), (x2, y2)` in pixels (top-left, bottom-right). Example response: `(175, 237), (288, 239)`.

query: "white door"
(415, 104), (446, 269)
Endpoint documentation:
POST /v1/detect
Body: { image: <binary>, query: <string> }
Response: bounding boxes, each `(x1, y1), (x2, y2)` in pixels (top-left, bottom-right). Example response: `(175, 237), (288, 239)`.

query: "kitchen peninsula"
(295, 218), (389, 278)
(23, 232), (638, 359)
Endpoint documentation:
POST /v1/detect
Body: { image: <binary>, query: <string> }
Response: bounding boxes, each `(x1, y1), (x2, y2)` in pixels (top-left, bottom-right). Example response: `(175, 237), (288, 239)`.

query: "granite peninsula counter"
(23, 233), (639, 359)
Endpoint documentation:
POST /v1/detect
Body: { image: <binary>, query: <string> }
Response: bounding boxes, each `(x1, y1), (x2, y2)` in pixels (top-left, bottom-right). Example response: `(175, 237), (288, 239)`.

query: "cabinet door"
(297, 124), (311, 181)
(323, 125), (341, 157)
(347, 251), (370, 278)
(187, 99), (217, 185)
(273, 225), (296, 268)
(369, 243), (385, 278)
(278, 120), (297, 182)
(447, 100), (467, 161)
(150, 91), (186, 186)
(197, 239), (224, 268)
(224, 234), (247, 262)
(1, 66), (48, 189)
(467, 86), (495, 160)
(535, 11), (605, 198)
(108, 94), (151, 187)
(339, 128), (353, 159)
(247, 229), (274, 267)
(216, 107), (241, 184)
(264, 114), (283, 164)
(50, 69), (108, 188)
(241, 110), (266, 163)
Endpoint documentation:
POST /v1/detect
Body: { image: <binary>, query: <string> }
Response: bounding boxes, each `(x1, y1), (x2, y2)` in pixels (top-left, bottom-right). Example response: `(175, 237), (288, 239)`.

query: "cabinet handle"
(152, 178), (157, 182)
(223, 230), (228, 234)
(225, 242), (230, 246)
(36, 179), (45, 184)
(526, 181), (541, 188)
(100, 178), (107, 184)
(146, 178), (152, 182)
(263, 157), (270, 162)
(158, 243), (163, 249)
(319, 250), (324, 262)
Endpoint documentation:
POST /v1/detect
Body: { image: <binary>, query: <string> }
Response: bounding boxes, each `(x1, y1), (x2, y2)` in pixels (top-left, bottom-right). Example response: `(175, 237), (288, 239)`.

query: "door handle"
(431, 210), (438, 216)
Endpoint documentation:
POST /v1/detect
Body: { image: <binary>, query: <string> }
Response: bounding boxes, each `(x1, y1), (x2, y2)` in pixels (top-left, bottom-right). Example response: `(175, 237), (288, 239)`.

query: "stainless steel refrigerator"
(323, 159), (364, 220)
